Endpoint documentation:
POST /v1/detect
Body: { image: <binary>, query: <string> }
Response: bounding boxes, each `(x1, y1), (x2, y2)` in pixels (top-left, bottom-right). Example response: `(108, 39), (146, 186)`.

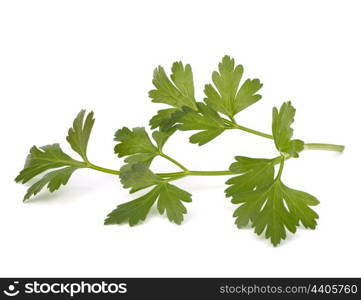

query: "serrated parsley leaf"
(204, 55), (262, 118)
(149, 61), (197, 111)
(226, 156), (319, 246)
(123, 153), (156, 167)
(157, 183), (192, 225)
(23, 167), (78, 201)
(119, 163), (162, 193)
(280, 183), (319, 229)
(115, 127), (176, 194)
(272, 101), (304, 157)
(152, 128), (176, 151)
(15, 144), (84, 201)
(66, 110), (95, 161)
(149, 108), (179, 131)
(114, 127), (159, 163)
(15, 110), (96, 201)
(105, 183), (192, 225)
(115, 127), (159, 185)
(175, 103), (228, 145)
(105, 185), (161, 226)
(250, 181), (319, 246)
(225, 157), (276, 203)
(15, 144), (83, 183)
(115, 126), (176, 169)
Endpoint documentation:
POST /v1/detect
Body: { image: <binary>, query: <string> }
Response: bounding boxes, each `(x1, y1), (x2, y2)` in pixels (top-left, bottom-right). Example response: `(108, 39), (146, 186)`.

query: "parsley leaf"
(225, 156), (276, 205)
(105, 185), (161, 226)
(152, 128), (177, 151)
(115, 127), (177, 194)
(105, 183), (192, 225)
(157, 183), (192, 225)
(15, 144), (84, 183)
(149, 61), (197, 111)
(15, 144), (84, 201)
(15, 110), (97, 201)
(272, 101), (304, 157)
(114, 127), (159, 165)
(23, 166), (78, 201)
(204, 55), (263, 118)
(114, 126), (176, 178)
(66, 110), (95, 161)
(247, 181), (318, 246)
(149, 108), (179, 131)
(226, 156), (319, 246)
(120, 163), (162, 193)
(175, 103), (228, 145)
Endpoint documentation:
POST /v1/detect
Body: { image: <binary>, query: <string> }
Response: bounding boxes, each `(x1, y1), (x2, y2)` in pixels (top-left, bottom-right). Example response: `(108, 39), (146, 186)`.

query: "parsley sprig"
(15, 56), (344, 246)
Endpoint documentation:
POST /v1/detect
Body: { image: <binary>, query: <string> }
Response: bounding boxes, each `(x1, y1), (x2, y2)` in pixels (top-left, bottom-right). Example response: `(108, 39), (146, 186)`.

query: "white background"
(0, 0), (360, 277)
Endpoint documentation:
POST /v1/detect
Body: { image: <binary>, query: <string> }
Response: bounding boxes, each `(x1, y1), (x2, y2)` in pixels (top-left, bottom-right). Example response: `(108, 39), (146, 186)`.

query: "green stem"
(231, 123), (274, 139)
(223, 119), (345, 153)
(88, 152), (189, 176)
(222, 118), (274, 139)
(158, 170), (234, 178)
(86, 163), (120, 175)
(159, 152), (188, 171)
(86, 164), (234, 178)
(84, 141), (344, 183)
(304, 143), (345, 153)
(275, 156), (285, 180)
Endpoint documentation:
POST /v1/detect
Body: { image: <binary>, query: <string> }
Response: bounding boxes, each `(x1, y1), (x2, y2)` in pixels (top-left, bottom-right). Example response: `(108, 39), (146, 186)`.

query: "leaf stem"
(231, 123), (274, 139)
(85, 163), (235, 178)
(223, 118), (345, 152)
(275, 156), (285, 180)
(84, 141), (344, 182)
(222, 118), (273, 139)
(159, 152), (189, 171)
(304, 143), (345, 153)
(86, 162), (120, 175)
(158, 170), (234, 177)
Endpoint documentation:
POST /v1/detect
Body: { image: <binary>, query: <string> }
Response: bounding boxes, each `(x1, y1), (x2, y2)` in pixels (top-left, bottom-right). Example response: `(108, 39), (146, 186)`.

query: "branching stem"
(85, 121), (344, 182)
(159, 152), (188, 171)
(86, 163), (119, 175)
(223, 118), (345, 153)
(304, 143), (345, 152)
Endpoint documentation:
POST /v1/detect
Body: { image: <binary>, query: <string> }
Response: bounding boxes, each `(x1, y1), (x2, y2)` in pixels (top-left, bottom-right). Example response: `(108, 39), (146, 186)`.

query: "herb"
(15, 56), (344, 246)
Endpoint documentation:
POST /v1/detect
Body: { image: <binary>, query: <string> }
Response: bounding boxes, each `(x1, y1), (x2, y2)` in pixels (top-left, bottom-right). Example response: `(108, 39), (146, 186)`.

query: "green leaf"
(115, 127), (159, 189)
(114, 127), (158, 160)
(23, 167), (78, 201)
(15, 144), (83, 183)
(123, 153), (157, 167)
(119, 163), (162, 193)
(152, 128), (176, 151)
(15, 144), (84, 201)
(114, 126), (177, 168)
(204, 55), (262, 118)
(115, 127), (176, 191)
(66, 110), (95, 161)
(272, 101), (304, 157)
(225, 156), (276, 207)
(149, 108), (179, 131)
(226, 156), (319, 246)
(251, 181), (319, 246)
(15, 110), (96, 201)
(175, 103), (227, 145)
(149, 61), (197, 110)
(188, 130), (225, 146)
(157, 183), (192, 225)
(280, 183), (319, 229)
(104, 185), (161, 226)
(105, 183), (192, 226)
